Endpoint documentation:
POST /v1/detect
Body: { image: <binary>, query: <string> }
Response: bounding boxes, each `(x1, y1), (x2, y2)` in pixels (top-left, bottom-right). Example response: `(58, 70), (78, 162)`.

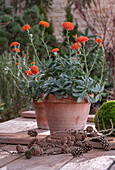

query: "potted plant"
(5, 21), (105, 138)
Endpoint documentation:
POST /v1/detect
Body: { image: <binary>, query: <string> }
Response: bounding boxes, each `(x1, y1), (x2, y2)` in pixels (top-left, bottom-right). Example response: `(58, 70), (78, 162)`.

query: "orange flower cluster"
(25, 70), (33, 75)
(22, 25), (31, 31)
(22, 54), (25, 57)
(10, 42), (20, 47)
(16, 63), (19, 66)
(31, 66), (39, 75)
(73, 57), (77, 61)
(39, 21), (49, 28)
(72, 34), (77, 38)
(95, 39), (103, 44)
(51, 48), (59, 53)
(12, 48), (20, 52)
(72, 43), (81, 50)
(31, 62), (35, 65)
(76, 36), (88, 44)
(62, 22), (74, 30)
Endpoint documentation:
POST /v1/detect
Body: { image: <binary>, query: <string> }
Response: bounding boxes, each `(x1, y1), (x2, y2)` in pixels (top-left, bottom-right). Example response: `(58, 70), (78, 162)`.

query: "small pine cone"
(68, 141), (74, 147)
(75, 133), (82, 141)
(27, 130), (38, 137)
(25, 150), (32, 159)
(61, 144), (70, 153)
(90, 131), (98, 137)
(71, 135), (75, 142)
(67, 136), (71, 142)
(83, 141), (93, 153)
(82, 131), (87, 140)
(86, 126), (93, 133)
(30, 138), (39, 144)
(31, 144), (41, 156)
(104, 143), (111, 151)
(16, 144), (24, 154)
(61, 137), (68, 145)
(70, 146), (83, 157)
(75, 141), (83, 148)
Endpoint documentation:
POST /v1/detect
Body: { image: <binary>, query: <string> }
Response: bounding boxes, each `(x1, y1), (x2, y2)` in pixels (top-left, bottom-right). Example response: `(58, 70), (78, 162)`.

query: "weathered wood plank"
(0, 117), (37, 133)
(21, 111), (95, 122)
(0, 131), (50, 144)
(0, 145), (26, 168)
(1, 153), (73, 170)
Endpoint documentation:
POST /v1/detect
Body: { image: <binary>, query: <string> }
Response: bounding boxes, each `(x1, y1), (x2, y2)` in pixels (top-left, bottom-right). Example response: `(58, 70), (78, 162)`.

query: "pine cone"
(71, 135), (75, 142)
(61, 144), (70, 153)
(75, 133), (82, 141)
(75, 141), (83, 148)
(86, 126), (93, 133)
(68, 141), (74, 147)
(31, 144), (42, 156)
(83, 141), (93, 153)
(67, 136), (71, 142)
(27, 130), (38, 137)
(61, 137), (68, 145)
(90, 131), (98, 137)
(104, 143), (111, 151)
(70, 147), (83, 157)
(82, 131), (87, 140)
(16, 144), (24, 154)
(25, 150), (32, 159)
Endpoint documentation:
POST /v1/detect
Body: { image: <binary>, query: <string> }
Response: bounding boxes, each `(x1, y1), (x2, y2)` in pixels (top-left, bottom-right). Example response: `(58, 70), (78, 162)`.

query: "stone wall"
(47, 0), (115, 44)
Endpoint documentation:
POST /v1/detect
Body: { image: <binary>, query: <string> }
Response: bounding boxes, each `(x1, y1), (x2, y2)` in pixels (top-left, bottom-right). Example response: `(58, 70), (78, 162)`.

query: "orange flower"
(16, 63), (19, 66)
(22, 25), (31, 31)
(25, 70), (33, 75)
(22, 54), (25, 57)
(73, 57), (77, 61)
(10, 42), (20, 47)
(96, 38), (103, 44)
(100, 44), (103, 47)
(72, 34), (77, 38)
(31, 66), (39, 75)
(76, 36), (88, 44)
(12, 48), (20, 52)
(31, 62), (35, 64)
(62, 22), (74, 30)
(51, 48), (59, 53)
(72, 43), (81, 50)
(39, 21), (49, 28)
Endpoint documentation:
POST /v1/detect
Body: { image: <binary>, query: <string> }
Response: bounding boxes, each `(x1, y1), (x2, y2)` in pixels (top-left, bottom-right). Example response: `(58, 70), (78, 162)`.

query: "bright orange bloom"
(22, 25), (31, 31)
(72, 34), (77, 38)
(16, 63), (19, 66)
(22, 54), (25, 57)
(12, 48), (20, 52)
(96, 38), (103, 44)
(31, 66), (39, 75)
(39, 21), (49, 28)
(10, 42), (20, 47)
(31, 62), (35, 64)
(62, 22), (74, 30)
(76, 36), (88, 44)
(72, 43), (81, 50)
(73, 57), (77, 61)
(100, 44), (103, 47)
(25, 70), (33, 75)
(51, 48), (59, 53)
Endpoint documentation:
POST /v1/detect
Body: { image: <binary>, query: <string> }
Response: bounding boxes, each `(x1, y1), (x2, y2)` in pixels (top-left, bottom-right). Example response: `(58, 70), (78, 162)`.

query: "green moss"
(94, 100), (115, 136)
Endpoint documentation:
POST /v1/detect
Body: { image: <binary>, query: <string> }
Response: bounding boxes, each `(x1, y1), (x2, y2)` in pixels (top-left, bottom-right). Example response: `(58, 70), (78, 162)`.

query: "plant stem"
(41, 28), (50, 59)
(83, 45), (89, 87)
(100, 48), (105, 84)
(66, 31), (71, 58)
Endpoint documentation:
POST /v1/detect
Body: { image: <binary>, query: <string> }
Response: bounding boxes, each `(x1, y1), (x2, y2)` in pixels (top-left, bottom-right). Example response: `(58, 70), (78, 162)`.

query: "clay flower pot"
(43, 94), (93, 139)
(33, 100), (49, 130)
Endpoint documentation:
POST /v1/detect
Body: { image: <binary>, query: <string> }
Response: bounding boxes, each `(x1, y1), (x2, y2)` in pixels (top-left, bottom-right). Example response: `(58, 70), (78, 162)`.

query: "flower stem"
(83, 46), (89, 87)
(100, 47), (105, 84)
(66, 31), (71, 58)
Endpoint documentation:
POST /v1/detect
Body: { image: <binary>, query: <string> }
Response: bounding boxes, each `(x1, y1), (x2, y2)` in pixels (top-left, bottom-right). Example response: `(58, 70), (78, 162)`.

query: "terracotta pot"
(43, 94), (93, 139)
(33, 100), (49, 130)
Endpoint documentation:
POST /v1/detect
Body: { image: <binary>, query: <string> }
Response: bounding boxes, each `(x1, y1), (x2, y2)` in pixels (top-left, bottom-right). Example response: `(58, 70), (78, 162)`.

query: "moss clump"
(94, 100), (115, 136)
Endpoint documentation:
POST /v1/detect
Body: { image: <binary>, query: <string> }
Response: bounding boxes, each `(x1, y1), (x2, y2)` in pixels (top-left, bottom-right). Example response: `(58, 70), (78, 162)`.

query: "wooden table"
(0, 115), (115, 170)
